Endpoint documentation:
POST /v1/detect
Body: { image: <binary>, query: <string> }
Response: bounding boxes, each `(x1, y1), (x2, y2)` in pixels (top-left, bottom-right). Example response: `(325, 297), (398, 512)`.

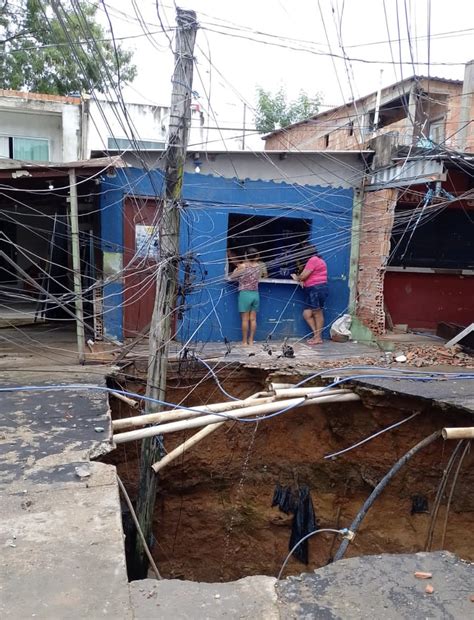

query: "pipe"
(113, 389), (350, 430)
(442, 427), (474, 440)
(111, 392), (140, 409)
(371, 68), (384, 137)
(440, 441), (470, 549)
(113, 393), (360, 444)
(273, 387), (353, 399)
(333, 430), (441, 562)
(150, 390), (270, 473)
(115, 397), (307, 443)
(112, 395), (276, 431)
(269, 383), (297, 390)
(150, 391), (357, 473)
(151, 421), (226, 473)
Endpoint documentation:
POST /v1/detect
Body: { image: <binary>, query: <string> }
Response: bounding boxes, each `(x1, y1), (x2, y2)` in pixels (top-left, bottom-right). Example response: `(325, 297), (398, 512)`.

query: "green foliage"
(0, 0), (136, 95)
(255, 87), (321, 134)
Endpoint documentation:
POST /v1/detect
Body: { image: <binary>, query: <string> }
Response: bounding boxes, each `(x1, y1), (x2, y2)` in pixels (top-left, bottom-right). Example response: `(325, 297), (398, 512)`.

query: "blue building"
(99, 150), (367, 343)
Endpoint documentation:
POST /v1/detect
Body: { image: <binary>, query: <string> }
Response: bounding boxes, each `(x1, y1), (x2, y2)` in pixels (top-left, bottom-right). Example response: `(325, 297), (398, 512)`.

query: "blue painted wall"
(100, 167), (353, 343)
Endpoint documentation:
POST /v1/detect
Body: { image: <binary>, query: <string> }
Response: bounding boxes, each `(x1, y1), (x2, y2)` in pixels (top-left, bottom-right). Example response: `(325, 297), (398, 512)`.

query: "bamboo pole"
(442, 427), (474, 440)
(113, 393), (360, 444)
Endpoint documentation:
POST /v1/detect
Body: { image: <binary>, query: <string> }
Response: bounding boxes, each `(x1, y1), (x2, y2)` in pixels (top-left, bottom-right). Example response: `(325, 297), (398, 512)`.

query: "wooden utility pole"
(68, 168), (85, 364)
(133, 7), (198, 578)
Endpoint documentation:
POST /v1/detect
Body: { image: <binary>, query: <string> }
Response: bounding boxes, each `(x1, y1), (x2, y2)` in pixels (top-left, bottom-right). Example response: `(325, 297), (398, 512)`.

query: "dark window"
(324, 134), (330, 148)
(348, 121), (354, 136)
(227, 213), (311, 279)
(389, 206), (474, 269)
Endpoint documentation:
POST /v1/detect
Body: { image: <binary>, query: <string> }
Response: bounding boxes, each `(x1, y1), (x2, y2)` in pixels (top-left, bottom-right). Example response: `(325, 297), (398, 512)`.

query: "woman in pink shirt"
(291, 243), (328, 345)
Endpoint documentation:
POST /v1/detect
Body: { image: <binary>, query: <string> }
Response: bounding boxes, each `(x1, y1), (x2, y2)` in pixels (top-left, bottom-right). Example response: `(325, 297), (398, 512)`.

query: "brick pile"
(394, 344), (473, 368)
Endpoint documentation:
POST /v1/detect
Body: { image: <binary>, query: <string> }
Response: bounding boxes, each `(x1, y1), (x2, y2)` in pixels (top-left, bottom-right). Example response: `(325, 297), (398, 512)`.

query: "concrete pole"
(457, 60), (474, 151)
(133, 7), (198, 578)
(68, 168), (85, 364)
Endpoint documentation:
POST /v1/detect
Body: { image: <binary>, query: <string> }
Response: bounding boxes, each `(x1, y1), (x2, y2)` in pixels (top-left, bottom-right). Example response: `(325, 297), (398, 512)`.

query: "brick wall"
(355, 188), (398, 334)
(264, 78), (473, 153)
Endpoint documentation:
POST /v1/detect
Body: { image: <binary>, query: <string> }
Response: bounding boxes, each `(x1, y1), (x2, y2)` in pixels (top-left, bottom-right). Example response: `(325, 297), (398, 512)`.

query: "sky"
(96, 0), (474, 149)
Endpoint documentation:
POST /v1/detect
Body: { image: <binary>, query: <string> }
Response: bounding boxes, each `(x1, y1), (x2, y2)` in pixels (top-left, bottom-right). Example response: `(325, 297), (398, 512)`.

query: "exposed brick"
(355, 188), (398, 334)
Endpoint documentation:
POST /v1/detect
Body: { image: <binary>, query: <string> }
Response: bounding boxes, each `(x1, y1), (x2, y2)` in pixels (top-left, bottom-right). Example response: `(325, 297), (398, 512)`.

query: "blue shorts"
(304, 284), (328, 310)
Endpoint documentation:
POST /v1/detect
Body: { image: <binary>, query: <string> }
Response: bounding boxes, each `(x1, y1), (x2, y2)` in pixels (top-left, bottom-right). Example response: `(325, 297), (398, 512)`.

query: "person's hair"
(245, 246), (260, 261)
(300, 241), (320, 261)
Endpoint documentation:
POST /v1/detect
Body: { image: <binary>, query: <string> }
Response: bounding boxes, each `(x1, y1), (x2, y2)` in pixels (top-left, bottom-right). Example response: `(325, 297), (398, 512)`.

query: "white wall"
(87, 99), (169, 154)
(123, 150), (366, 189)
(0, 95), (81, 162)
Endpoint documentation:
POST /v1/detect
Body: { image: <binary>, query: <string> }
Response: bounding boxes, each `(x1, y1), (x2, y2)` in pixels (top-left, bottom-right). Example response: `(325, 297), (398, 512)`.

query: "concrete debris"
(75, 464), (92, 479)
(425, 583), (435, 594)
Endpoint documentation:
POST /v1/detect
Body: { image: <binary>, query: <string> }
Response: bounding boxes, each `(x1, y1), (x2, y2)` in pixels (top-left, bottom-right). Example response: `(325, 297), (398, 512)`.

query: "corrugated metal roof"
(368, 158), (446, 190)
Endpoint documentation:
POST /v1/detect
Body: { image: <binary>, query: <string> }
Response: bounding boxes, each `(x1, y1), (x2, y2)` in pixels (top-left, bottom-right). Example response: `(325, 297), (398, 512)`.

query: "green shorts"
(238, 290), (260, 313)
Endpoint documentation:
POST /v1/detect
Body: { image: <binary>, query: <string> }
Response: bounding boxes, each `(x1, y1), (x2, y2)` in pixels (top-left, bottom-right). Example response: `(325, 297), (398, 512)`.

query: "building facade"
(99, 150), (367, 342)
(265, 64), (474, 338)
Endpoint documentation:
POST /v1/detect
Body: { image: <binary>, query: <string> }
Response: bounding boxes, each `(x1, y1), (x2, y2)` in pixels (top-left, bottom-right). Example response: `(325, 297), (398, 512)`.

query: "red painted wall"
(384, 272), (473, 329)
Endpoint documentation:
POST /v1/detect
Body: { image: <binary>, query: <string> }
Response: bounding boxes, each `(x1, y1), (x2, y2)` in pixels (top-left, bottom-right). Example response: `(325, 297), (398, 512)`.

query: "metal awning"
(368, 158), (446, 191)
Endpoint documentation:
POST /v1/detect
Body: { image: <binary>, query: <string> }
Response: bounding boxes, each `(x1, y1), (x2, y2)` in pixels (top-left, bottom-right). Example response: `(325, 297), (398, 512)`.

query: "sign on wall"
(135, 224), (159, 259)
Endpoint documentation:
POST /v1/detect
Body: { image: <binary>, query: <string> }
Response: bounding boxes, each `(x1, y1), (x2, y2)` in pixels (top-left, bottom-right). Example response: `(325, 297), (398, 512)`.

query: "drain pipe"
(442, 427), (474, 439)
(114, 393), (360, 444)
(112, 394), (274, 430)
(113, 388), (353, 431)
(151, 392), (358, 473)
(333, 430), (441, 562)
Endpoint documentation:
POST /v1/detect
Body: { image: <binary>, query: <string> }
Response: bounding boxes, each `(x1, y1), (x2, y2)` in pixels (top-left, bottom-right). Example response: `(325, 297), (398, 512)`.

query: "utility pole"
(68, 168), (85, 364)
(133, 7), (198, 578)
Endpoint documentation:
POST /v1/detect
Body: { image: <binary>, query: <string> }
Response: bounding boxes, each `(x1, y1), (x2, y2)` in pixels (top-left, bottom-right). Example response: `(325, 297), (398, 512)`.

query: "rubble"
(399, 343), (473, 368)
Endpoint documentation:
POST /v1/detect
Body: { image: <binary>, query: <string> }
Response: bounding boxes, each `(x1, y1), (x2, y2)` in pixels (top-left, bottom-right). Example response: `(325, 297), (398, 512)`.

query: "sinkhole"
(103, 369), (474, 583)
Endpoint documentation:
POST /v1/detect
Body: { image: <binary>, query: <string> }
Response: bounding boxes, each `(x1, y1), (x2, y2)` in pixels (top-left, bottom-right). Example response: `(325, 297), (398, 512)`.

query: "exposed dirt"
(105, 369), (474, 583)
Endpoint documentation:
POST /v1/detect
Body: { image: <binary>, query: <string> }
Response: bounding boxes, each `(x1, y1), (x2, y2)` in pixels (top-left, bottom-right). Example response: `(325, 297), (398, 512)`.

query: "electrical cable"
(277, 528), (349, 580)
(333, 430), (442, 562)
(323, 411), (420, 459)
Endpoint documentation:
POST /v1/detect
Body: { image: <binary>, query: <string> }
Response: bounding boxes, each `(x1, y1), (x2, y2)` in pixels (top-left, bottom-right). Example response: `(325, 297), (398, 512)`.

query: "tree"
(255, 87), (321, 134)
(0, 0), (136, 95)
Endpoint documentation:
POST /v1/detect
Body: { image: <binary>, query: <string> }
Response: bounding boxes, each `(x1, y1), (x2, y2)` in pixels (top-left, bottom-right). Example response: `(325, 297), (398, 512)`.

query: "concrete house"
(99, 150), (368, 342)
(264, 63), (474, 339)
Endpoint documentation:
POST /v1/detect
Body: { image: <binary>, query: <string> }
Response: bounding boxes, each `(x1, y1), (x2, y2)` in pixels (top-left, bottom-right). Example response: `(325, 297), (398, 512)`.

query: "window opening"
(324, 134), (330, 148)
(12, 137), (49, 161)
(226, 213), (311, 279)
(389, 204), (474, 269)
(428, 117), (446, 145)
